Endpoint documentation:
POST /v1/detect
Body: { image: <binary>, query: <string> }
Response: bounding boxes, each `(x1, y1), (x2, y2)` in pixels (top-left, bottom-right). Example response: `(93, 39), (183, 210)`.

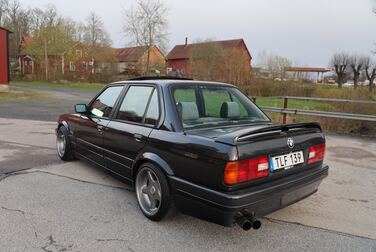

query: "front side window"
(116, 86), (155, 123)
(90, 86), (123, 118)
(173, 85), (270, 129)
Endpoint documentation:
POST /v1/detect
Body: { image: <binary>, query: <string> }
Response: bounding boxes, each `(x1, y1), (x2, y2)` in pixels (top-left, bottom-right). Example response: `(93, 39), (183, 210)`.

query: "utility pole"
(44, 38), (48, 81)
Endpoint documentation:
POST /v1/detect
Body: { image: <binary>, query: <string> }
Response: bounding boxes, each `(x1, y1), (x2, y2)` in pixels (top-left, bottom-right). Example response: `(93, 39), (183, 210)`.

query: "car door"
(75, 85), (125, 167)
(103, 85), (160, 180)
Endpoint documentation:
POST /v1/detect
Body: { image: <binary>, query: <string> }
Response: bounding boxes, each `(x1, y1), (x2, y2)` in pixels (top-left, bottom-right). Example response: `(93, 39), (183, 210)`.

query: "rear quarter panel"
(145, 130), (236, 191)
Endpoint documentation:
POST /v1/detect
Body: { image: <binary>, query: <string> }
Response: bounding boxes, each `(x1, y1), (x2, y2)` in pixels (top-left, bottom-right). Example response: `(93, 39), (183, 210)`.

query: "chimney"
(185, 37), (188, 45)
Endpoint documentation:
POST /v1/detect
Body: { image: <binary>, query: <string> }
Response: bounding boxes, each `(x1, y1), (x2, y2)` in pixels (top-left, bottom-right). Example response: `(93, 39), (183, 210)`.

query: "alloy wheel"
(136, 168), (162, 216)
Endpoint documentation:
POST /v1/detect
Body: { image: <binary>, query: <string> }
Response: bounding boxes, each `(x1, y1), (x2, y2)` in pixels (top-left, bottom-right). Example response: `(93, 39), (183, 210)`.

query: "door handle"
(134, 133), (143, 142)
(97, 125), (104, 133)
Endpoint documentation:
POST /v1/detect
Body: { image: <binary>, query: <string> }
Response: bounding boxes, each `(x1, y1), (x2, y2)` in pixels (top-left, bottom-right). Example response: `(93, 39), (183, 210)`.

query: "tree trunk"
(146, 25), (152, 75)
(146, 45), (151, 75)
(353, 73), (359, 89)
(370, 78), (375, 92)
(44, 38), (48, 81)
(338, 75), (343, 88)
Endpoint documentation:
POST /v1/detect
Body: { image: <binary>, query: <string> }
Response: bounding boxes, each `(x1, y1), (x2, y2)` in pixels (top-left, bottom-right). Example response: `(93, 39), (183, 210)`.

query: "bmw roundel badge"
(287, 138), (294, 149)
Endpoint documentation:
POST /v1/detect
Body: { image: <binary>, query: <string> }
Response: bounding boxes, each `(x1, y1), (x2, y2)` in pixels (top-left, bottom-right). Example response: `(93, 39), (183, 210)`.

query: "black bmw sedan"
(56, 78), (328, 230)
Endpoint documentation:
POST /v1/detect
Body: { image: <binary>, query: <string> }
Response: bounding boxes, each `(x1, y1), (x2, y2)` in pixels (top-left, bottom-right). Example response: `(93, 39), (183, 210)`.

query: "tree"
(122, 0), (168, 74)
(82, 12), (114, 74)
(330, 53), (349, 87)
(266, 54), (291, 79)
(2, 0), (31, 58)
(364, 56), (376, 92)
(189, 39), (224, 81)
(189, 39), (251, 86)
(255, 51), (291, 79)
(84, 12), (111, 47)
(348, 55), (366, 89)
(26, 5), (76, 80)
(74, 21), (86, 43)
(0, 0), (8, 26)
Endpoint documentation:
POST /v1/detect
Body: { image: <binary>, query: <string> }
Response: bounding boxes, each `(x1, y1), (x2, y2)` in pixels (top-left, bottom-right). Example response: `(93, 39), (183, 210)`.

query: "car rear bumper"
(169, 164), (329, 227)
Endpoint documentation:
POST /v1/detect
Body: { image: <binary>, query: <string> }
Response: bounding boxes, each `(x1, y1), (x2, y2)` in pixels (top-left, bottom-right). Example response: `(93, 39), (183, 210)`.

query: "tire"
(56, 126), (75, 161)
(135, 163), (173, 221)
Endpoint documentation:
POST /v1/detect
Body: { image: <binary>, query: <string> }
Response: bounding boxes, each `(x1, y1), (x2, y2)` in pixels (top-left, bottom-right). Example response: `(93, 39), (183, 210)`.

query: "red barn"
(166, 38), (252, 81)
(0, 27), (12, 91)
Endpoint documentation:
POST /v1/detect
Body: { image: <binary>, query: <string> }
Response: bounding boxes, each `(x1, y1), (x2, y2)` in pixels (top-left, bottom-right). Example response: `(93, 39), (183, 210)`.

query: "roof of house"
(115, 45), (165, 63)
(0, 26), (12, 33)
(166, 39), (252, 60)
(115, 46), (148, 62)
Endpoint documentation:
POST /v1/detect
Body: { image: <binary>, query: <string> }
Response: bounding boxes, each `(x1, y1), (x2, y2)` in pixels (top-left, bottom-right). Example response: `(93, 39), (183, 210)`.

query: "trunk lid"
(187, 122), (325, 188)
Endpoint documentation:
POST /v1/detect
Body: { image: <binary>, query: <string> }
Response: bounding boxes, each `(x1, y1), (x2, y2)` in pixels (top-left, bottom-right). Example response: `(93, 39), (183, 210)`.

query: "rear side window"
(90, 86), (123, 118)
(116, 86), (155, 123)
(144, 90), (160, 125)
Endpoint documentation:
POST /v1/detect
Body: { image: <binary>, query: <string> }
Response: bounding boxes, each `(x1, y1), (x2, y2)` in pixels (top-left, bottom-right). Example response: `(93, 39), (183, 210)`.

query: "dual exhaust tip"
(236, 214), (262, 231)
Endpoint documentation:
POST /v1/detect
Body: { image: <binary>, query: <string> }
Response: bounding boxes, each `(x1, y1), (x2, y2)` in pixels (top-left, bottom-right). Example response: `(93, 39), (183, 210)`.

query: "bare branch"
(122, 0), (169, 74)
(330, 52), (350, 87)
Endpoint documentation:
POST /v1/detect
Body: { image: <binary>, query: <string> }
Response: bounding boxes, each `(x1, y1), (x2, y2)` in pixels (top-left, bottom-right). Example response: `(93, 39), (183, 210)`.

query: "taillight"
(224, 155), (269, 185)
(307, 144), (326, 164)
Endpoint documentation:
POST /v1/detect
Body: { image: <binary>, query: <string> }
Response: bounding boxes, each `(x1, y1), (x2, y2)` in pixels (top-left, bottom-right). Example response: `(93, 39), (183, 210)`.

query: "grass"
(254, 97), (331, 111)
(174, 88), (249, 117)
(0, 88), (50, 101)
(11, 81), (105, 92)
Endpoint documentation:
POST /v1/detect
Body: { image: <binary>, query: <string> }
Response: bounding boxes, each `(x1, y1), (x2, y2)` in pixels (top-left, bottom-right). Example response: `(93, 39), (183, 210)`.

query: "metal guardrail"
(252, 96), (376, 123)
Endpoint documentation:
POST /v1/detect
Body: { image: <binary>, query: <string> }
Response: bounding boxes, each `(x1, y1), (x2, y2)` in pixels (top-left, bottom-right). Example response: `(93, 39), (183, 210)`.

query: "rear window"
(173, 85), (270, 129)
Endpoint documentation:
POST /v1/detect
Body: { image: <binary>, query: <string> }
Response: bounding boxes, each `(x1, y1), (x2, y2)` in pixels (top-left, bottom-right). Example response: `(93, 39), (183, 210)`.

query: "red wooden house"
(166, 38), (252, 79)
(61, 43), (95, 79)
(18, 37), (95, 79)
(0, 27), (12, 91)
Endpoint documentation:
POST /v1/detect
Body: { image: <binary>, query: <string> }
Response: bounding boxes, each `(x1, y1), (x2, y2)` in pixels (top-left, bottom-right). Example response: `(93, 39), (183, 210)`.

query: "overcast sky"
(23, 0), (376, 66)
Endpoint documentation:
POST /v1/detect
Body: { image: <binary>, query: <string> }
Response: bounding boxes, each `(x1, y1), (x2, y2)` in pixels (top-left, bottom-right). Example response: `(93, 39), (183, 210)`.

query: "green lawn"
(254, 97), (331, 111)
(11, 81), (105, 92)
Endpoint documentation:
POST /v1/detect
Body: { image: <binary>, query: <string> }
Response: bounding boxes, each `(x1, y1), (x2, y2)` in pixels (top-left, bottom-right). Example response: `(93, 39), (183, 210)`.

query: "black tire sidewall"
(136, 163), (172, 221)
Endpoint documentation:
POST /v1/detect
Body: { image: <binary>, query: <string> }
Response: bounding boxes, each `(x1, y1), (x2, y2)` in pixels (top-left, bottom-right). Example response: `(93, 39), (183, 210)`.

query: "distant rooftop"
(166, 38), (252, 60)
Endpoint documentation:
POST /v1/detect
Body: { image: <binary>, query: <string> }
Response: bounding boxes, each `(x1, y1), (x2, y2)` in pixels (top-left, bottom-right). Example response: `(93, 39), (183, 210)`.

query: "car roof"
(110, 79), (236, 87)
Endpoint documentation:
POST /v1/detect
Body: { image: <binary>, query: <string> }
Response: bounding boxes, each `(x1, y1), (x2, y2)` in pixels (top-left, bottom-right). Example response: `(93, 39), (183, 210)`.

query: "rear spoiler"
(214, 122), (322, 145)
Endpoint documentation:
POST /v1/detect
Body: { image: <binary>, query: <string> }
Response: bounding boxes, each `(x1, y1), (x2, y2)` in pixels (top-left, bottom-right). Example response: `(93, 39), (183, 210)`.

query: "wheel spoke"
(149, 195), (157, 210)
(141, 184), (148, 194)
(154, 189), (161, 201)
(147, 171), (156, 183)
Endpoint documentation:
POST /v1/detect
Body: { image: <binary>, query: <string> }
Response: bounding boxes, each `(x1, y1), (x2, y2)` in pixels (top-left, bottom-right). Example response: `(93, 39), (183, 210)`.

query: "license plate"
(270, 151), (304, 171)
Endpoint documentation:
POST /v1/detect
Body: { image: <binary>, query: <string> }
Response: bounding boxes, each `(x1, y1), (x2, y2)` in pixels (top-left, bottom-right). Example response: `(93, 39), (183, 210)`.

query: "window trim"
(111, 84), (161, 128)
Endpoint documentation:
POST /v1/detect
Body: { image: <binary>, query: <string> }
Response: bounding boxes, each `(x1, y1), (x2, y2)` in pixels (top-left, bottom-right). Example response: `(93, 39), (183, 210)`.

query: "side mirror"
(75, 104), (88, 113)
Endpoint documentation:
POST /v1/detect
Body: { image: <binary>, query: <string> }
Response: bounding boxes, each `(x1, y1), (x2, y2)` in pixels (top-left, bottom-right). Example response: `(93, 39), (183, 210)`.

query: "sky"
(22, 0), (376, 67)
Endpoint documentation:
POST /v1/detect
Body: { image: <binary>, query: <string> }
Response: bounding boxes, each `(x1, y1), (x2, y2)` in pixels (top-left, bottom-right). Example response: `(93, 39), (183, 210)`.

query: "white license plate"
(270, 151), (304, 171)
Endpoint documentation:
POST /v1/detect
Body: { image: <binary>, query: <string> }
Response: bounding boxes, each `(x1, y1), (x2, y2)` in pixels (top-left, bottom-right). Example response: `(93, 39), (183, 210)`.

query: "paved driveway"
(0, 117), (375, 252)
(0, 83), (97, 121)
